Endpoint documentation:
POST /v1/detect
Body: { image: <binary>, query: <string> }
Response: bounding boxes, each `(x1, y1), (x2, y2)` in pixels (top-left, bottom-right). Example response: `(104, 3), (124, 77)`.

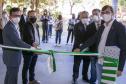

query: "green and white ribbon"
(101, 57), (119, 84)
(101, 46), (120, 84)
(47, 50), (56, 73)
(0, 45), (120, 83)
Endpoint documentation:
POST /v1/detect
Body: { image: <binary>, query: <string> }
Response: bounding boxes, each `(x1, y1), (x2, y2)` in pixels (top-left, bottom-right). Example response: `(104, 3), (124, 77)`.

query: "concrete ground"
(0, 23), (126, 84)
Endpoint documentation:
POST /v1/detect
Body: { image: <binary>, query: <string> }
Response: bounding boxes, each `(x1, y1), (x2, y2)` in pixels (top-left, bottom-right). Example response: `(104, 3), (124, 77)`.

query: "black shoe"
(90, 82), (96, 84)
(42, 41), (45, 43)
(46, 41), (48, 43)
(82, 77), (90, 83)
(72, 78), (78, 84)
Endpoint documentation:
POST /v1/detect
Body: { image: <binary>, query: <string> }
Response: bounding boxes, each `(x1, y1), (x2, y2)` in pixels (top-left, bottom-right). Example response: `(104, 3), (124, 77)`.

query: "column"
(112, 0), (118, 16)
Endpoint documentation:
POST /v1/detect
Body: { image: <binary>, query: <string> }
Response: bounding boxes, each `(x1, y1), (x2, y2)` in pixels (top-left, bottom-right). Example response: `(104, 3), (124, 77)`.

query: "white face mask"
(3, 14), (8, 18)
(12, 17), (20, 25)
(81, 18), (89, 25)
(93, 15), (99, 22)
(102, 14), (112, 22)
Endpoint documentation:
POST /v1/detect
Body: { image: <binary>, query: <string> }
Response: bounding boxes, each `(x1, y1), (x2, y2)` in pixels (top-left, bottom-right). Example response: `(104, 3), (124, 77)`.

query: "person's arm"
(116, 23), (126, 72)
(72, 24), (81, 51)
(5, 26), (31, 48)
(67, 19), (71, 30)
(74, 26), (100, 52)
(40, 16), (44, 21)
(80, 32), (97, 51)
(24, 24), (35, 45)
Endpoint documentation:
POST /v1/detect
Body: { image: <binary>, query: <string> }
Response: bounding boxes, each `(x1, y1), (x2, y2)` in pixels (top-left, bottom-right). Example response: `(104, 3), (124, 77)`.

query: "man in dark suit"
(74, 5), (126, 84)
(72, 11), (90, 84)
(86, 9), (104, 84)
(22, 10), (40, 84)
(2, 8), (35, 84)
(19, 8), (27, 39)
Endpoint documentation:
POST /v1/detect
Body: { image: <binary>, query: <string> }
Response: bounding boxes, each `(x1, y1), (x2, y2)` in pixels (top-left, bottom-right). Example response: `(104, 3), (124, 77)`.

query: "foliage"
(52, 11), (61, 19)
(100, 0), (111, 7)
(119, 0), (126, 6)
(6, 5), (12, 13)
(69, 0), (82, 6)
(69, 0), (82, 14)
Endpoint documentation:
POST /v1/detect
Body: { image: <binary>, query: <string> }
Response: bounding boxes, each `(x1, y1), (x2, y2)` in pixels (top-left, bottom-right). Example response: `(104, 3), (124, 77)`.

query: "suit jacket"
(19, 14), (27, 39)
(0, 29), (3, 44)
(72, 21), (88, 51)
(22, 21), (40, 55)
(86, 21), (104, 52)
(80, 20), (126, 71)
(2, 21), (31, 67)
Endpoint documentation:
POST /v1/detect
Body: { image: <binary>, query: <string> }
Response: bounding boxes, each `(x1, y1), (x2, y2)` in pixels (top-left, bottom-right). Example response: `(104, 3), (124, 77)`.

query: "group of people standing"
(72, 5), (126, 84)
(0, 4), (126, 84)
(40, 9), (63, 46)
(72, 8), (103, 84)
(1, 8), (41, 84)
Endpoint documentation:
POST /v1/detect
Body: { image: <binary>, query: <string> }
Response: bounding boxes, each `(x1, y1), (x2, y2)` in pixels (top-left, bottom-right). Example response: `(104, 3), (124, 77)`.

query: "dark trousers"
(90, 57), (97, 83)
(22, 54), (38, 84)
(55, 30), (62, 44)
(0, 30), (3, 44)
(73, 56), (90, 79)
(4, 66), (19, 84)
(66, 30), (74, 43)
(42, 25), (48, 42)
(48, 25), (53, 37)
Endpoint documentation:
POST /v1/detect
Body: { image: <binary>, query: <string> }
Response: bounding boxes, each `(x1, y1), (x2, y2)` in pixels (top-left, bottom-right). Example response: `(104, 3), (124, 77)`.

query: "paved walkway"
(0, 26), (126, 84)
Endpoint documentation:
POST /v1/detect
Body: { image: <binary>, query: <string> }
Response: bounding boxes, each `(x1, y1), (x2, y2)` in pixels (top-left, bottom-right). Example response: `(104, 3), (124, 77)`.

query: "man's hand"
(74, 48), (80, 52)
(32, 42), (39, 48)
(117, 70), (122, 77)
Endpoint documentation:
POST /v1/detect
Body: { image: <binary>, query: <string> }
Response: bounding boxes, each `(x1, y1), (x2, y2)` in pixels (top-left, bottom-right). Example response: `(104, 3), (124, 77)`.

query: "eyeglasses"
(101, 11), (111, 14)
(12, 15), (21, 17)
(29, 16), (36, 18)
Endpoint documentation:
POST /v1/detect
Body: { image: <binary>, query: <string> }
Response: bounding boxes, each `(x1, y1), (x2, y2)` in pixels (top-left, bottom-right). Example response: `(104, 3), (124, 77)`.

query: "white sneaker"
(58, 44), (61, 47)
(55, 44), (57, 46)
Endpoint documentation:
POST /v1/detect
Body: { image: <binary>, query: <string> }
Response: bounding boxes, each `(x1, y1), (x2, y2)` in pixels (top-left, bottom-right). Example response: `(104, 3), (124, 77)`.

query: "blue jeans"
(55, 30), (62, 44)
(42, 24), (48, 42)
(48, 25), (53, 37)
(97, 63), (103, 84)
(90, 57), (97, 84)
(66, 30), (74, 43)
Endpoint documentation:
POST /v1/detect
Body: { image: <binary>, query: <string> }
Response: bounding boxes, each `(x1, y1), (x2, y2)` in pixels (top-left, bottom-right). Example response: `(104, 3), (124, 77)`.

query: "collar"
(104, 19), (115, 28)
(10, 20), (19, 30)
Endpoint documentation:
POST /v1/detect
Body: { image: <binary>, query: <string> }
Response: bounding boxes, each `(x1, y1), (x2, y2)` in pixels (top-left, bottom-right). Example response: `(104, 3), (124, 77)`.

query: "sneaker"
(29, 80), (40, 84)
(82, 77), (90, 83)
(72, 78), (78, 84)
(55, 44), (57, 46)
(57, 44), (61, 47)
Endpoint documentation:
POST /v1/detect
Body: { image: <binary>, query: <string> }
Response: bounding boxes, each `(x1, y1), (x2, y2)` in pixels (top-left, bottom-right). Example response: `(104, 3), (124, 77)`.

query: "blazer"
(86, 21), (104, 52)
(72, 21), (88, 51)
(80, 20), (126, 71)
(22, 21), (40, 55)
(2, 21), (31, 67)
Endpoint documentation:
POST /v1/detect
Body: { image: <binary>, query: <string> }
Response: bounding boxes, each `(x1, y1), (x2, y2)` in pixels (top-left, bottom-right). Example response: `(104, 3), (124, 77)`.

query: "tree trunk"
(70, 6), (73, 14)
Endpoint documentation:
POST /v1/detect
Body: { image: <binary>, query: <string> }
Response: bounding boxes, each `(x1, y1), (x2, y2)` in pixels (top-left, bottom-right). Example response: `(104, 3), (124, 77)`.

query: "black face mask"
(29, 17), (37, 23)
